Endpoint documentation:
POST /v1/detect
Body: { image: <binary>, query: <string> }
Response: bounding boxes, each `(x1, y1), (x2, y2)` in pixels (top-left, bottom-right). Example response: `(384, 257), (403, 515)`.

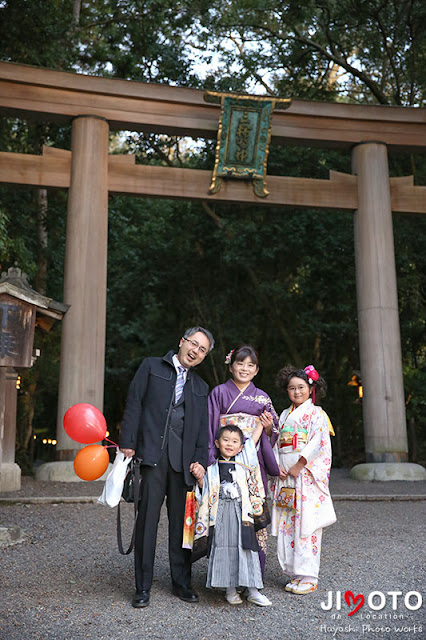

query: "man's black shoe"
(132, 590), (150, 608)
(172, 585), (199, 603)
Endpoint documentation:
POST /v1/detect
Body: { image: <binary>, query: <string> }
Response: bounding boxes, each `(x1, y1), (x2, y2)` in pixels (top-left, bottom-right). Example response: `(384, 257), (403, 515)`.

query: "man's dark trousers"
(134, 450), (192, 592)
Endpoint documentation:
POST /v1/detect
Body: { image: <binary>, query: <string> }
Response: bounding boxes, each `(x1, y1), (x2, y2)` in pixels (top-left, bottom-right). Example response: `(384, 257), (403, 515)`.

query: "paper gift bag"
(182, 490), (196, 549)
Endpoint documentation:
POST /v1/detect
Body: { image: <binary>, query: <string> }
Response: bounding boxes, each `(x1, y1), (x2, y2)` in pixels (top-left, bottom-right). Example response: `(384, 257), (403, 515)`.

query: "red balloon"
(74, 444), (109, 481)
(63, 403), (107, 444)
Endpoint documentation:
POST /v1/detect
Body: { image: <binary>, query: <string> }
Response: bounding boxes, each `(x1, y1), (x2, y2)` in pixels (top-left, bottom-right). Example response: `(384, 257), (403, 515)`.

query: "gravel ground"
(1, 471), (425, 640)
(2, 468), (426, 500)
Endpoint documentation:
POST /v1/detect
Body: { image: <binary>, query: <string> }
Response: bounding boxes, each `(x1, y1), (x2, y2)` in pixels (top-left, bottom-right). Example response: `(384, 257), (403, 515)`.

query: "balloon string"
(104, 444), (118, 449)
(104, 437), (118, 446)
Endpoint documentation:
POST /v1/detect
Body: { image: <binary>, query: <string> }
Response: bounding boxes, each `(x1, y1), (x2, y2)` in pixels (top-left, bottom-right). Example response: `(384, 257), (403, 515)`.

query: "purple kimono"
(208, 379), (280, 492)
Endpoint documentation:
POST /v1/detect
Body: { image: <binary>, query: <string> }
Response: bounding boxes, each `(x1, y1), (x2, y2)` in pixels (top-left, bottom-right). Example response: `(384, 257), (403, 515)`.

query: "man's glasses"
(183, 338), (208, 355)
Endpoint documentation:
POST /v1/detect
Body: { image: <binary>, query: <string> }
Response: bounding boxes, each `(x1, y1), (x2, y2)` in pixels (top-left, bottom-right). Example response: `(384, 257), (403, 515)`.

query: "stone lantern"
(0, 267), (68, 491)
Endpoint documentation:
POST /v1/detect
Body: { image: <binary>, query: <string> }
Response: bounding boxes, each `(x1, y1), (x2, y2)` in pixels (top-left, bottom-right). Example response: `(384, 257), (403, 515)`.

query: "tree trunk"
(72, 0), (81, 26)
(408, 416), (417, 463)
(35, 188), (48, 295)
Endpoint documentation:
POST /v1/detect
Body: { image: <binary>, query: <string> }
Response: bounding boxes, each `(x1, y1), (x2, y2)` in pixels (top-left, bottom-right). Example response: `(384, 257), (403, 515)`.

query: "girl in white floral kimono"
(271, 365), (336, 595)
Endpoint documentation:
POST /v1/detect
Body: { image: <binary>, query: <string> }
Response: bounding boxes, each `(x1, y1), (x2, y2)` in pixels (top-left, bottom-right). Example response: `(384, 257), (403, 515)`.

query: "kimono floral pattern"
(241, 393), (274, 407)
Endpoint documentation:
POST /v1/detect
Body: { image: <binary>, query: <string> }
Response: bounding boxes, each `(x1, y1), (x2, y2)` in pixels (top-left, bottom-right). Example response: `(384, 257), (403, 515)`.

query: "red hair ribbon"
(304, 365), (319, 403)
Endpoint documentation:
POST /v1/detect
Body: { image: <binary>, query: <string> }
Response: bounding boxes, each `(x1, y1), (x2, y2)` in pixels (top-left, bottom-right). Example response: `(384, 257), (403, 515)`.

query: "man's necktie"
(175, 366), (186, 402)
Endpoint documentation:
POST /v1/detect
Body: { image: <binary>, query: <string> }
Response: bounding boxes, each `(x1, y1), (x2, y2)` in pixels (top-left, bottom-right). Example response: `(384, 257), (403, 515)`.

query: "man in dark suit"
(120, 326), (214, 608)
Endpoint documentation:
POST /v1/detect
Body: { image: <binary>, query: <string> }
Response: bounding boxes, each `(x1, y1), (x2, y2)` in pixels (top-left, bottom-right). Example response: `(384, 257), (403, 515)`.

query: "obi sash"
(278, 422), (308, 452)
(220, 412), (260, 439)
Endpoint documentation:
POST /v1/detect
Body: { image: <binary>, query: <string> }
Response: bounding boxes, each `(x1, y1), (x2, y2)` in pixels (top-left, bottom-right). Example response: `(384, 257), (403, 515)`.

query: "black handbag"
(122, 458), (142, 503)
(117, 458), (142, 555)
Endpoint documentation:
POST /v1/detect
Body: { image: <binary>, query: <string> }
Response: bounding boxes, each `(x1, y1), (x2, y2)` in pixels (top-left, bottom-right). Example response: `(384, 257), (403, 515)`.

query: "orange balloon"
(73, 444), (109, 481)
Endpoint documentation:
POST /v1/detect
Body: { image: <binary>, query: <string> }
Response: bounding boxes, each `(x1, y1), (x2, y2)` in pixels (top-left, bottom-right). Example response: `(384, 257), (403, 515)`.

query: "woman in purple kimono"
(208, 345), (280, 580)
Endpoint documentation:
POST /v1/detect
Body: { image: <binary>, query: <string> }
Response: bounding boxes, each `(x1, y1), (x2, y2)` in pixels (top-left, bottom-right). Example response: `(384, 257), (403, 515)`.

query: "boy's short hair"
(216, 425), (244, 446)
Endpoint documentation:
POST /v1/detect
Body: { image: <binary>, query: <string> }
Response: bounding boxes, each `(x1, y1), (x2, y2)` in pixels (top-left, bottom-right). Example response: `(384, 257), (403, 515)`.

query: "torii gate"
(1, 61), (426, 481)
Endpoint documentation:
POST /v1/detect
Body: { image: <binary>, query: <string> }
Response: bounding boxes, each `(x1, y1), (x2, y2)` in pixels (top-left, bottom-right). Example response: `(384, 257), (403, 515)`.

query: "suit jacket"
(119, 351), (209, 485)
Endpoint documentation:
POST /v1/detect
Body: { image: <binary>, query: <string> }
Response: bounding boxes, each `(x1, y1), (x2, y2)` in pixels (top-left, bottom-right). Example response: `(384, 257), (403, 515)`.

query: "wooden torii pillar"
(0, 62), (425, 480)
(56, 116), (109, 459)
(352, 143), (409, 477)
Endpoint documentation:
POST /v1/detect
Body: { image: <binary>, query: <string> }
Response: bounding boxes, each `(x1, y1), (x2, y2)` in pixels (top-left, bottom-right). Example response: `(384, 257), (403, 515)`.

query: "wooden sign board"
(0, 293), (36, 368)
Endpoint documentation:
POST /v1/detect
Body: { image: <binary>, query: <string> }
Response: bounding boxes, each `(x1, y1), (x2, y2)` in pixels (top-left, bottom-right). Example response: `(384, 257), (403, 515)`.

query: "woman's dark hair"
(216, 425), (244, 445)
(230, 344), (259, 366)
(276, 364), (327, 403)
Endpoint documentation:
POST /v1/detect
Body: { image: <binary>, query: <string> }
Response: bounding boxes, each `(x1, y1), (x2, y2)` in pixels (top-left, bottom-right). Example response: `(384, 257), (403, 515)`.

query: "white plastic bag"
(98, 449), (132, 508)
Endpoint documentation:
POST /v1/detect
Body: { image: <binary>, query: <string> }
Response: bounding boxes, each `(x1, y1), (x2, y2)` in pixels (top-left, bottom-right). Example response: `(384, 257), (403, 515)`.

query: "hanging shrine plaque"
(205, 92), (291, 198)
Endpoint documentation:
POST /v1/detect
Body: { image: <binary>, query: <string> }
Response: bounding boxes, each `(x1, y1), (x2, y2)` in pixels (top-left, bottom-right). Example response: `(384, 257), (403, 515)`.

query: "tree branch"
(291, 26), (390, 105)
(227, 34), (276, 95)
(257, 23), (391, 105)
(201, 201), (225, 229)
(374, 12), (402, 105)
(149, 139), (176, 167)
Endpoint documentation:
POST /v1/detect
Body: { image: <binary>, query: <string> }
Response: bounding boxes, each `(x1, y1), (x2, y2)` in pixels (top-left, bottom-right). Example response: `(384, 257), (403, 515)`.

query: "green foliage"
(0, 187), (39, 277)
(73, 0), (203, 85)
(404, 364), (426, 463)
(190, 0), (426, 105)
(0, 0), (78, 69)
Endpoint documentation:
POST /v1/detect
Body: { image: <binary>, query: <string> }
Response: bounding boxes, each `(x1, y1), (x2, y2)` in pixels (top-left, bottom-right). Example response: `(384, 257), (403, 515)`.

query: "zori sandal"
(292, 581), (318, 595)
(226, 592), (243, 605)
(284, 579), (301, 593)
(247, 591), (272, 607)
